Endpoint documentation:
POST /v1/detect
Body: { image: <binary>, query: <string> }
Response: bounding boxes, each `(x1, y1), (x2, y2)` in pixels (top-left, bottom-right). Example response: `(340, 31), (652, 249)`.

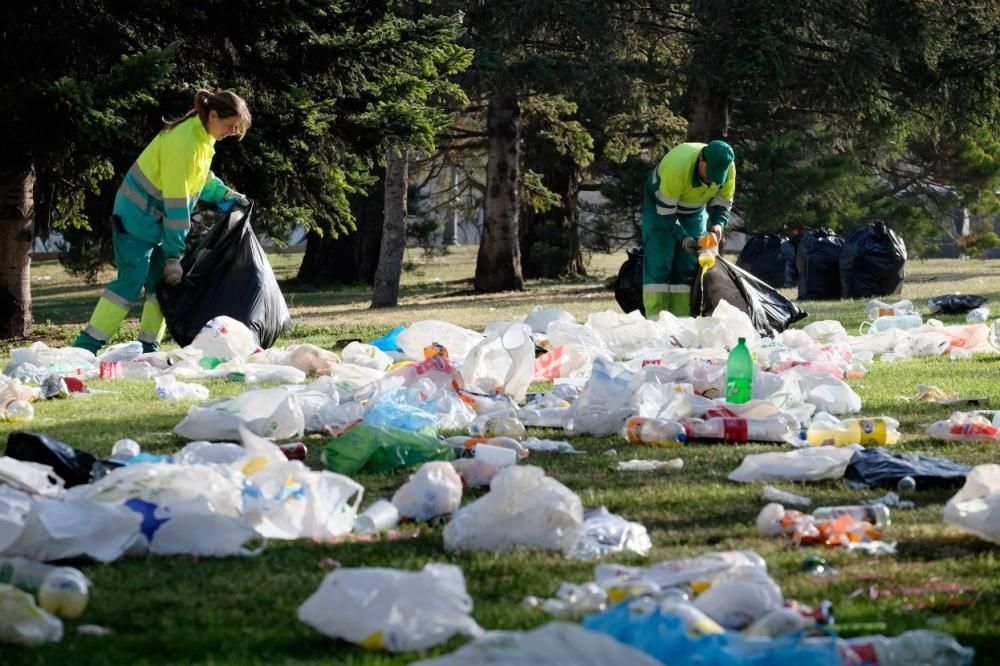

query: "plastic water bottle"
(0, 557), (90, 618)
(812, 504), (890, 528)
(966, 306), (990, 323)
(869, 313), (923, 334)
(622, 416), (687, 447)
(110, 438), (142, 463)
(866, 299), (914, 320)
(698, 233), (719, 271)
(2, 399), (35, 423)
(725, 338), (753, 404)
(803, 417), (900, 447)
(846, 630), (974, 666)
(468, 414), (526, 439)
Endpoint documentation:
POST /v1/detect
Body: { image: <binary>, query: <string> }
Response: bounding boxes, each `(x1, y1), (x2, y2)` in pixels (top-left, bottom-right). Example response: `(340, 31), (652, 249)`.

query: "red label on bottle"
(722, 418), (749, 442)
(848, 643), (878, 664)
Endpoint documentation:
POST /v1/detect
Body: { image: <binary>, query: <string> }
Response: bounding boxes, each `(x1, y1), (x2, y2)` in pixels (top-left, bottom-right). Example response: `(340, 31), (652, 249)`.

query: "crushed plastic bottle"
(761, 485), (812, 507)
(812, 503), (890, 528)
(0, 557), (90, 618)
(866, 299), (914, 320)
(616, 458), (684, 472)
(622, 416), (687, 447)
(867, 313), (923, 334)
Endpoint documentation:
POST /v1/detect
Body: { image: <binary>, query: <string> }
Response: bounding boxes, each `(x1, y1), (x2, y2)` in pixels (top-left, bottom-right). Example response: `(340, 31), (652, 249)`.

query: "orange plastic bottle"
(698, 233), (719, 270)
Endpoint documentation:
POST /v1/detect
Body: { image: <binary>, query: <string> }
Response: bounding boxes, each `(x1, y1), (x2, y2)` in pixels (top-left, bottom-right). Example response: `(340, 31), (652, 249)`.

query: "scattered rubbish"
(443, 466), (583, 554)
(0, 583), (63, 646)
(354, 500), (401, 534)
(594, 550), (768, 601)
(966, 306), (990, 323)
(468, 413), (526, 439)
(691, 258), (807, 336)
(800, 555), (837, 577)
(905, 384), (959, 402)
(729, 446), (858, 483)
(756, 503), (894, 552)
(297, 563), (483, 652)
(943, 464), (1000, 545)
(565, 507), (652, 561)
(0, 557), (90, 618)
(603, 449), (618, 456)
(391, 462), (463, 522)
(450, 458), (499, 488)
(761, 485), (812, 507)
(864, 491), (914, 509)
(76, 624), (113, 637)
(692, 567), (784, 629)
(928, 294), (988, 315)
(5, 431), (121, 488)
(845, 630), (974, 666)
(801, 413), (900, 447)
(321, 422), (453, 475)
(926, 412), (1000, 442)
(174, 387), (305, 440)
(154, 375), (209, 401)
(845, 447), (972, 489)
(410, 621), (662, 666)
(866, 299), (914, 320)
(616, 458), (683, 472)
(523, 582), (609, 617)
(622, 416), (686, 447)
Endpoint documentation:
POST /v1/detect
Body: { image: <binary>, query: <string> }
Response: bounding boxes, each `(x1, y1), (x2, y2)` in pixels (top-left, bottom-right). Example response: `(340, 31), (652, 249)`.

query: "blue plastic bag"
(369, 324), (406, 352)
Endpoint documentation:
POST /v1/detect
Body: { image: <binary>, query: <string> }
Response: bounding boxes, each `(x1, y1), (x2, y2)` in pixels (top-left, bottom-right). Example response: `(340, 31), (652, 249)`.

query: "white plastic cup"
(354, 500), (400, 533)
(474, 443), (518, 468)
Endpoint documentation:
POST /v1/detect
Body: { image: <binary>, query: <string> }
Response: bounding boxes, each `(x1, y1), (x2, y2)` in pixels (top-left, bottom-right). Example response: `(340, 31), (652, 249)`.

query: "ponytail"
(163, 89), (252, 139)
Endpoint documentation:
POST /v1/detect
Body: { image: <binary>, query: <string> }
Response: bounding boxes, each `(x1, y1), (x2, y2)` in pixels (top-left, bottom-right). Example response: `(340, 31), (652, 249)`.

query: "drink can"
(279, 442), (308, 461)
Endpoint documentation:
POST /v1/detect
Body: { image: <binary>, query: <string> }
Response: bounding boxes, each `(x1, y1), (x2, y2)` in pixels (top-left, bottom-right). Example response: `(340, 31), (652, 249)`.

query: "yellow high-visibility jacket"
(652, 142), (735, 241)
(114, 117), (232, 257)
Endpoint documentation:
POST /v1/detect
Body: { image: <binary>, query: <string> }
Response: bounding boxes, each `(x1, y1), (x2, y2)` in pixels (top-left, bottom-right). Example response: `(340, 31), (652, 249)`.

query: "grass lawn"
(2, 247), (1000, 665)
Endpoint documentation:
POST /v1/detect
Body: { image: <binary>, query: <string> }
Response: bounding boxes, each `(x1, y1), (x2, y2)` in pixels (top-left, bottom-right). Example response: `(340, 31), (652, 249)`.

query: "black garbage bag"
(5, 431), (121, 487)
(844, 447), (971, 489)
(929, 293), (989, 315)
(158, 203), (291, 348)
(839, 222), (907, 298)
(737, 234), (798, 288)
(614, 247), (645, 316)
(691, 256), (808, 336)
(796, 228), (845, 300)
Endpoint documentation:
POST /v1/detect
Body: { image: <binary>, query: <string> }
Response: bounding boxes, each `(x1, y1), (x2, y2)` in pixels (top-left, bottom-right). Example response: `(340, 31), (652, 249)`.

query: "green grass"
(3, 249), (1000, 665)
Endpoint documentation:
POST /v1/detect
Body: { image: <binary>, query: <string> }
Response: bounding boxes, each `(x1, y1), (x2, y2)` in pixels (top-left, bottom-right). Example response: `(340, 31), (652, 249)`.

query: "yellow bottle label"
(624, 418), (645, 444)
(854, 419), (886, 446)
(359, 630), (384, 650)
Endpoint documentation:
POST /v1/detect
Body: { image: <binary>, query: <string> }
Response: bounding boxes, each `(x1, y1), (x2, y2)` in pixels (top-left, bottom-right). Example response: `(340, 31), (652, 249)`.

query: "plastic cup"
(474, 443), (518, 468)
(354, 500), (400, 533)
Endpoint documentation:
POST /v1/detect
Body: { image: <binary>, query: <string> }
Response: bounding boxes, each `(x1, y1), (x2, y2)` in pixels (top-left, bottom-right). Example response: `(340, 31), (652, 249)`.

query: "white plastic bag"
(173, 441), (248, 466)
(149, 513), (264, 557)
(0, 487), (33, 551)
(0, 458), (64, 496)
(460, 322), (535, 402)
(173, 387), (305, 440)
(564, 357), (640, 436)
(728, 446), (858, 483)
(0, 584), (63, 646)
(189, 315), (260, 360)
(244, 460), (363, 540)
(692, 567), (783, 629)
(533, 344), (603, 381)
(341, 341), (393, 371)
(443, 466), (583, 553)
(395, 320), (484, 364)
(943, 464), (1000, 544)
(391, 462), (463, 521)
(409, 621), (661, 666)
(565, 507), (652, 560)
(524, 307), (577, 334)
(154, 375), (210, 401)
(297, 563), (483, 652)
(586, 311), (665, 358)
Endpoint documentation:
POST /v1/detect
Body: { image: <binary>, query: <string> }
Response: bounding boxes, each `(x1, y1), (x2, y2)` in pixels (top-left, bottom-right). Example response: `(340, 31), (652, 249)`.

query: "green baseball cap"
(703, 140), (734, 186)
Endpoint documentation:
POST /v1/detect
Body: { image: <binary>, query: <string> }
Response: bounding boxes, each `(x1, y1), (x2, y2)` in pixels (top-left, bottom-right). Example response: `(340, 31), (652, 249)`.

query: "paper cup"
(354, 499), (400, 533)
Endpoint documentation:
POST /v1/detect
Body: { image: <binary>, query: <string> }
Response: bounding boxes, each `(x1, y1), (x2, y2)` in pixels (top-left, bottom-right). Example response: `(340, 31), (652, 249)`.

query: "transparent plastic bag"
(0, 584), (63, 646)
(395, 320), (484, 364)
(189, 315), (261, 361)
(523, 307), (577, 334)
(391, 461), (463, 521)
(149, 512), (264, 557)
(173, 387), (305, 440)
(565, 507), (651, 560)
(943, 464), (1000, 544)
(444, 466), (583, 553)
(341, 341), (392, 370)
(297, 563), (483, 652)
(728, 446), (858, 483)
(154, 375), (210, 401)
(460, 322), (535, 402)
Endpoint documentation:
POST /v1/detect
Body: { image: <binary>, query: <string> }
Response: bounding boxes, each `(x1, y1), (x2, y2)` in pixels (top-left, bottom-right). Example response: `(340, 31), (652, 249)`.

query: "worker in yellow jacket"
(641, 140), (735, 317)
(73, 89), (252, 354)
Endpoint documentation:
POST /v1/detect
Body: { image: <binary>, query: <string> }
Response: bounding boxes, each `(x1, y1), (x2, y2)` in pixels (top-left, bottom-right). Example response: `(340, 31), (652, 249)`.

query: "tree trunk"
(297, 176), (385, 285)
(371, 150), (408, 308)
(0, 167), (35, 339)
(685, 0), (732, 142)
(686, 83), (730, 142)
(520, 144), (585, 279)
(475, 93), (525, 292)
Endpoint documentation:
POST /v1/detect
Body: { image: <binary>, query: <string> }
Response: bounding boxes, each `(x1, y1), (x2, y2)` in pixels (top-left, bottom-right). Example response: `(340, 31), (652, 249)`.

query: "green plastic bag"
(322, 422), (454, 475)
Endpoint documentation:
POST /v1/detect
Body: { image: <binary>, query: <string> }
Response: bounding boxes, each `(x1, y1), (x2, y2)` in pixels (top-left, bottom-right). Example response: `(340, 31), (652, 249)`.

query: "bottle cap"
(738, 337), (746, 344)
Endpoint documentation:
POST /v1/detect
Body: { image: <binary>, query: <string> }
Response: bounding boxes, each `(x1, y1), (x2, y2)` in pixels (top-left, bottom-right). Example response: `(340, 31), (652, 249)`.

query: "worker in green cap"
(640, 140), (735, 317)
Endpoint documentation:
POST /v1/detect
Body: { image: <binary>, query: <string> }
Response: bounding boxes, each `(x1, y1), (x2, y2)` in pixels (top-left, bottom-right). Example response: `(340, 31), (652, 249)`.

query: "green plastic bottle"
(726, 337), (753, 403)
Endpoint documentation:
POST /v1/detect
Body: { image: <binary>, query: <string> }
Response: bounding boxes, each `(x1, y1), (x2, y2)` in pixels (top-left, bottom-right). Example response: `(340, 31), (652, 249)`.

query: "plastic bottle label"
(721, 418), (749, 442)
(624, 418), (645, 444)
(856, 419), (887, 446)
